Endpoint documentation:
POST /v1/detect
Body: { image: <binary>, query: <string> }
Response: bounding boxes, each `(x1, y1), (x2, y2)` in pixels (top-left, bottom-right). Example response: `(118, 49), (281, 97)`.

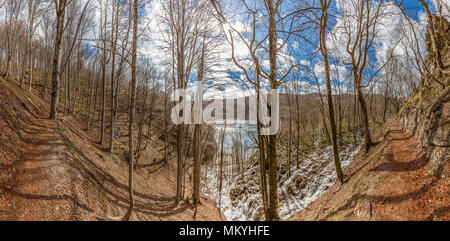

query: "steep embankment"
(290, 17), (449, 221)
(0, 77), (93, 220)
(0, 76), (223, 220)
(289, 120), (448, 220)
(397, 16), (449, 180)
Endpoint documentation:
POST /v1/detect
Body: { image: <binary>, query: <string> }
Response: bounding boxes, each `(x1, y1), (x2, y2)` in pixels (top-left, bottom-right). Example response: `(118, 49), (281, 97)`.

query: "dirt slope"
(289, 120), (449, 221)
(0, 78), (93, 220)
(290, 15), (449, 222)
(0, 77), (224, 221)
(398, 16), (449, 179)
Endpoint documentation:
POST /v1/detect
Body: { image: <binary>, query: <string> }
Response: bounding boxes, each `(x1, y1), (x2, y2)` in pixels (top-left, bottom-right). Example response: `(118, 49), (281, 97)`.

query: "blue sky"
(403, 0), (425, 20)
(89, 0), (442, 99)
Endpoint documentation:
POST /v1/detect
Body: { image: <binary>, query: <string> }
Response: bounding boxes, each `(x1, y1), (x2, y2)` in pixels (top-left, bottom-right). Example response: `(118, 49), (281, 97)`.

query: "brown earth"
(289, 120), (449, 221)
(0, 76), (225, 221)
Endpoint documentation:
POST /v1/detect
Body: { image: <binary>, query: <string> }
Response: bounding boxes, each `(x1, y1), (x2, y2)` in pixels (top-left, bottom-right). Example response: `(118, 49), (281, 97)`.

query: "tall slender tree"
(123, 0), (139, 221)
(49, 0), (67, 121)
(318, 0), (344, 183)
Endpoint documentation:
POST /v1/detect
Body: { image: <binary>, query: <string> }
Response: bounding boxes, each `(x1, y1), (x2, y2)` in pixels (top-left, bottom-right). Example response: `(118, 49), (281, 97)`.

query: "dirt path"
(0, 78), (223, 221)
(290, 120), (449, 221)
(365, 121), (449, 220)
(0, 86), (93, 220)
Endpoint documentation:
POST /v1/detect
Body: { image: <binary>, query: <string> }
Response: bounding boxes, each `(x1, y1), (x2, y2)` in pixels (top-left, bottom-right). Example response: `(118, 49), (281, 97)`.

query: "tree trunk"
(123, 0), (139, 221)
(175, 51), (186, 204)
(287, 92), (292, 177)
(86, 66), (95, 130)
(193, 124), (201, 216)
(320, 0), (344, 183)
(28, 0), (34, 92)
(218, 123), (226, 210)
(43, 39), (49, 98)
(266, 0), (280, 221)
(355, 80), (372, 153)
(109, 0), (119, 154)
(419, 0), (444, 71)
(193, 36), (206, 217)
(49, 5), (66, 121)
(296, 92), (300, 169)
(19, 50), (24, 88)
(100, 5), (108, 145)
(64, 59), (70, 116)
(88, 70), (98, 131)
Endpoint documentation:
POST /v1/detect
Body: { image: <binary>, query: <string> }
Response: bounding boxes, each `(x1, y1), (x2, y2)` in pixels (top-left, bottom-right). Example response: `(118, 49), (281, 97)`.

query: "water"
(213, 120), (257, 155)
(201, 139), (362, 221)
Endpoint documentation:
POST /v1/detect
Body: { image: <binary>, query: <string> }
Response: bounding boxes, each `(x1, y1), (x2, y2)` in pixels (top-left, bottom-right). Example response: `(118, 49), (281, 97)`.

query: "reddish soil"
(290, 121), (449, 221)
(1, 72), (447, 221)
(0, 77), (224, 221)
(0, 80), (90, 220)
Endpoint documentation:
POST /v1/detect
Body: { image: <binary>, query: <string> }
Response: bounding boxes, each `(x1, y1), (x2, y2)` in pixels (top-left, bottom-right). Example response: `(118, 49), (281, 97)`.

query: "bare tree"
(419, 0), (444, 71)
(211, 0), (306, 220)
(42, 14), (55, 98)
(49, 0), (92, 121)
(192, 40), (204, 218)
(26, 0), (46, 91)
(49, 0), (68, 120)
(318, 0), (344, 183)
(336, 0), (385, 153)
(159, 0), (207, 204)
(122, 0), (139, 221)
(3, 0), (23, 81)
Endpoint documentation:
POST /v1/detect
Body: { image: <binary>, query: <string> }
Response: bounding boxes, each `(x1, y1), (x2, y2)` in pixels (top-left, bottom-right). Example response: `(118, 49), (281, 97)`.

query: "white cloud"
(431, 0), (450, 19)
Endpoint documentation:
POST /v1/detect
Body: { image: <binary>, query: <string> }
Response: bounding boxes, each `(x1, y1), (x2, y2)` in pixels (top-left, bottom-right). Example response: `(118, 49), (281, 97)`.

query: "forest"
(0, 0), (448, 222)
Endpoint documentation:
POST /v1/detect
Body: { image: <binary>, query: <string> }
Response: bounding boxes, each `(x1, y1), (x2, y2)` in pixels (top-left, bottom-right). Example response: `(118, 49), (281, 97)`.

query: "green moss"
(318, 136), (328, 149)
(399, 86), (425, 115)
(358, 180), (367, 191)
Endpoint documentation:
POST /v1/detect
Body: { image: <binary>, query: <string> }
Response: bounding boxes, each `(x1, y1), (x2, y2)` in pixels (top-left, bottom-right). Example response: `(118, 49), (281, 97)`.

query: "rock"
(398, 16), (449, 178)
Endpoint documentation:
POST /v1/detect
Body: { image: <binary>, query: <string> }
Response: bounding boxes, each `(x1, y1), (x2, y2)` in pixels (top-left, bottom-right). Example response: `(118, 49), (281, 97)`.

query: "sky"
(403, 0), (426, 20)
(97, 0), (448, 100)
(159, 0), (433, 99)
(24, 0), (443, 100)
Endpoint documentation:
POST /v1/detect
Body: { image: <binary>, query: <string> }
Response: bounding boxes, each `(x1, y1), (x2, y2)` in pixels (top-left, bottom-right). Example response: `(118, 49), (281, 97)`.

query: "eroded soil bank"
(0, 77), (224, 221)
(289, 121), (449, 221)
